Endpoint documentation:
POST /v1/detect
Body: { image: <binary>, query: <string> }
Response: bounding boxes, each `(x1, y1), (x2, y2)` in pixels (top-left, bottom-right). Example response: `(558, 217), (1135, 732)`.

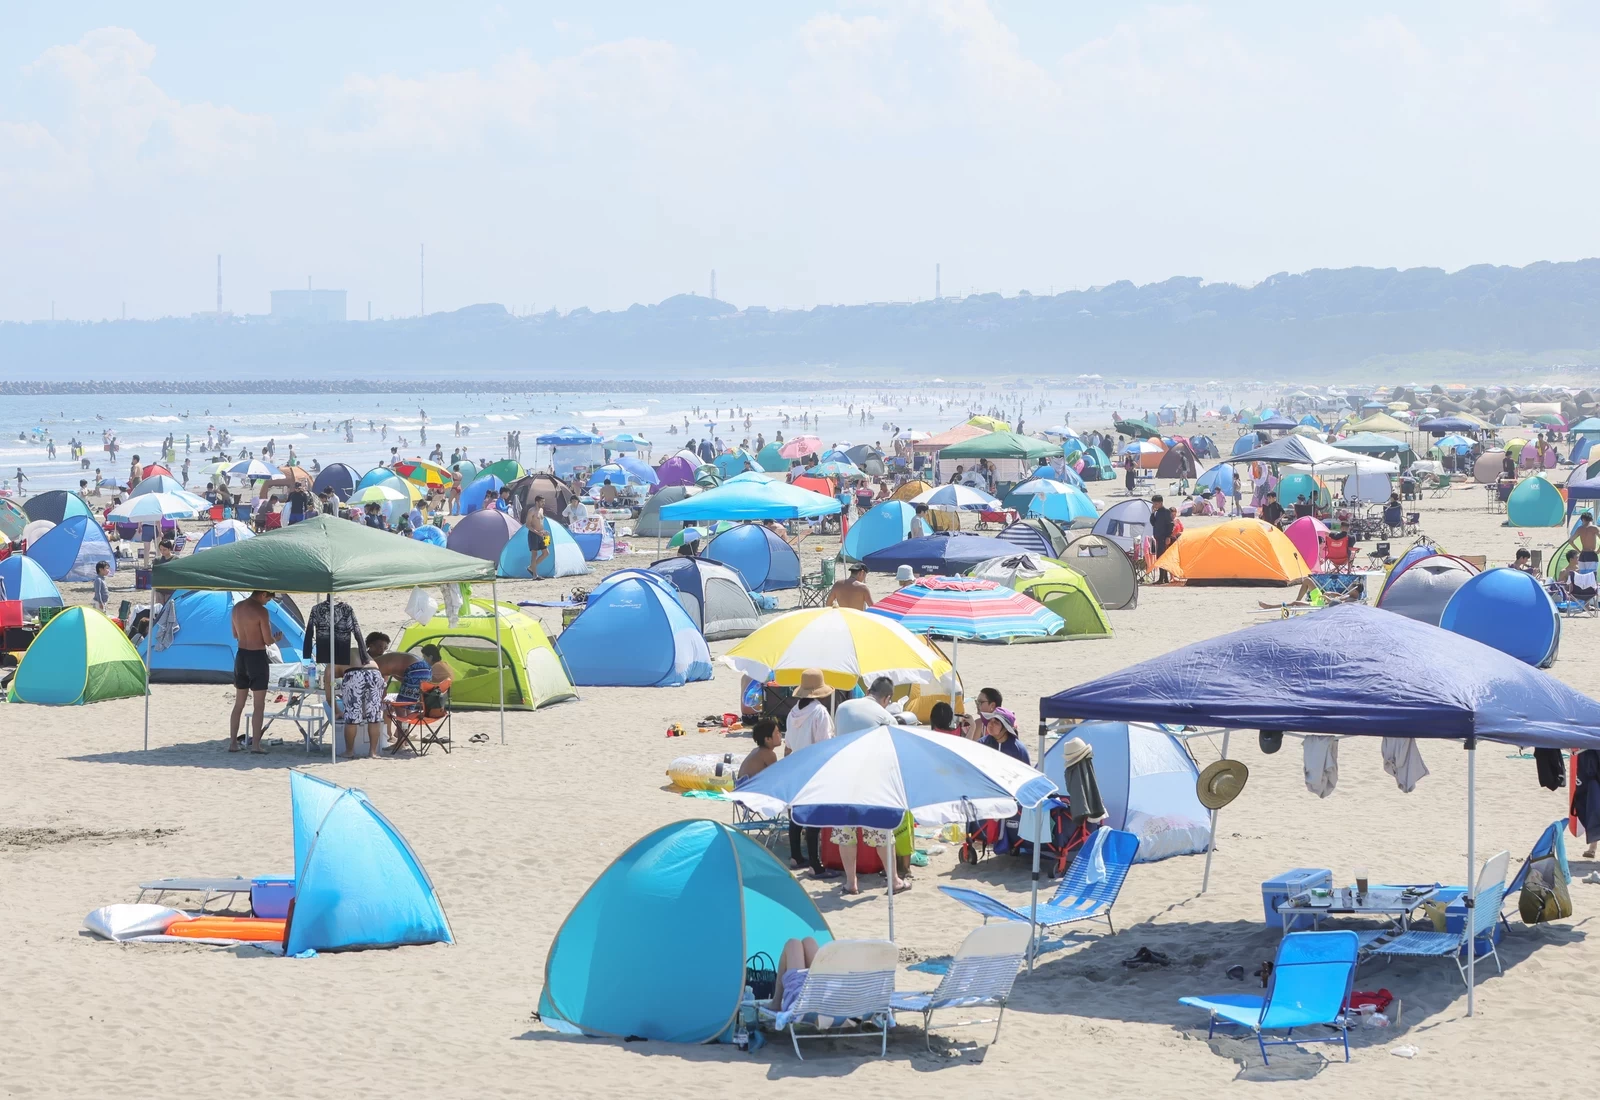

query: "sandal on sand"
(1121, 947), (1170, 969)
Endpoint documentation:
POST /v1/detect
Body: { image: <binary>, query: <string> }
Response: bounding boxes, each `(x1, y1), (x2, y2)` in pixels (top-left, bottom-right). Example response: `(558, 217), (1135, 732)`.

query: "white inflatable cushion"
(84, 904), (188, 941)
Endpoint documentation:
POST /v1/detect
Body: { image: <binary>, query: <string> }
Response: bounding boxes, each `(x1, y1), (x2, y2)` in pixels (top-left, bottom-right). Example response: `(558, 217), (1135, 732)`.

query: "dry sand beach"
(2, 482), (1596, 1097)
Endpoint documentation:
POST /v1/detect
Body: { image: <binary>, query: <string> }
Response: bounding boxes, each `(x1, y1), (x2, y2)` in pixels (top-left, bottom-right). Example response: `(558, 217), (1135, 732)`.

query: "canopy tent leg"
(1466, 736), (1477, 1017)
(1201, 730), (1231, 895)
(492, 578), (505, 745)
(142, 584), (156, 751)
(327, 590), (337, 764)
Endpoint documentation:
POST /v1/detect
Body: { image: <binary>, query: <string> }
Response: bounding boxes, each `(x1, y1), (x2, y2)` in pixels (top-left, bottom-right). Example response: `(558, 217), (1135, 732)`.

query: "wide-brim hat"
(1197, 758), (1250, 811)
(795, 668), (832, 699)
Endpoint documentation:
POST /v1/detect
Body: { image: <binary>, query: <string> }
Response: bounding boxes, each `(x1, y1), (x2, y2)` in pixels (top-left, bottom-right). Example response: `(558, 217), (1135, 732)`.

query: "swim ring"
(666, 752), (748, 792)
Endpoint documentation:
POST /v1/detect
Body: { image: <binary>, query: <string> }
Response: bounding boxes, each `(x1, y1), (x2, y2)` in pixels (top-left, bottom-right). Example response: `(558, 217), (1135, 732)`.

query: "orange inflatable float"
(165, 917), (286, 942)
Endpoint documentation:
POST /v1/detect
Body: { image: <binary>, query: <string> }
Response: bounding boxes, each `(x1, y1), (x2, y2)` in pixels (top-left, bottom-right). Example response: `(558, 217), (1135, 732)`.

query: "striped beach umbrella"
(868, 576), (1062, 640)
(722, 607), (956, 691)
(391, 459), (451, 488)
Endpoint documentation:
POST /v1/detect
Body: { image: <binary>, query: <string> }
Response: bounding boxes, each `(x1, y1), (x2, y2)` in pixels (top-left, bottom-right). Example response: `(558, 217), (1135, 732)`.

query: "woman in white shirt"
(783, 669), (840, 879)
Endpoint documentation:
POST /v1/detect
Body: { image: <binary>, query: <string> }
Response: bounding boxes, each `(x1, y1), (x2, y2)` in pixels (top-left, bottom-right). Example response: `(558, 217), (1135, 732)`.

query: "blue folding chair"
(1367, 851), (1508, 987)
(937, 829), (1139, 955)
(1180, 930), (1359, 1065)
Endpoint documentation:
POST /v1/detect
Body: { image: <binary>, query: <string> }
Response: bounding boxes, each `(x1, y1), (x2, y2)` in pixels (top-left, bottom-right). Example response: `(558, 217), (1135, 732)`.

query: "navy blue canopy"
(860, 533), (1022, 575)
(1040, 605), (1600, 749)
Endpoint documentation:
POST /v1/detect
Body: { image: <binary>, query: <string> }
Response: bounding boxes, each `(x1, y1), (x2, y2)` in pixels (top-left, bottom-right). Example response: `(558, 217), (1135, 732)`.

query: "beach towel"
(1303, 736), (1339, 798)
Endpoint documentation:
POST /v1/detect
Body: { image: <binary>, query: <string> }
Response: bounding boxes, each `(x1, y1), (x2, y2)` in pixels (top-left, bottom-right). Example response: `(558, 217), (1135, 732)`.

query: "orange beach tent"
(1154, 519), (1310, 585)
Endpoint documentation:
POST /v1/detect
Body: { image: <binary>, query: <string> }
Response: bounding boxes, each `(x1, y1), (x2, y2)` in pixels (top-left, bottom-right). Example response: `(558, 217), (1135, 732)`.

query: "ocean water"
(1, 385), (1141, 493)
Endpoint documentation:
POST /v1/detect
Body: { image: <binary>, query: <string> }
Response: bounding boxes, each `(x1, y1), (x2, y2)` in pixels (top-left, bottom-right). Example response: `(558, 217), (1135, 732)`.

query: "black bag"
(745, 951), (777, 1000)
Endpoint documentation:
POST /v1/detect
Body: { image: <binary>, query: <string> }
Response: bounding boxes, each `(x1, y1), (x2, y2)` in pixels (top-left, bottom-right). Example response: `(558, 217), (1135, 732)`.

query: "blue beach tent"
(497, 518), (589, 579)
(22, 490), (92, 525)
(658, 479), (840, 522)
(1026, 488), (1098, 524)
(27, 514), (116, 581)
(554, 571), (712, 686)
(459, 474), (506, 514)
(861, 533), (1021, 575)
(193, 519), (255, 551)
(1079, 447), (1114, 481)
(1042, 722), (1210, 862)
(647, 557), (761, 640)
(1231, 434), (1261, 457)
(842, 501), (915, 562)
(286, 771), (453, 955)
(1506, 476), (1565, 527)
(702, 523), (801, 591)
(139, 590), (306, 683)
(0, 554), (63, 613)
(538, 820), (831, 1043)
(1196, 464), (1236, 496)
(312, 462), (361, 501)
(1439, 567), (1561, 668)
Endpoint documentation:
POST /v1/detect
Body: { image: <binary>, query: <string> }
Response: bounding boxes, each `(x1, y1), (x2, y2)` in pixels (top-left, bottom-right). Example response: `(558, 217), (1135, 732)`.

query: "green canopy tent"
(935, 431), (1059, 462)
(150, 515), (500, 757)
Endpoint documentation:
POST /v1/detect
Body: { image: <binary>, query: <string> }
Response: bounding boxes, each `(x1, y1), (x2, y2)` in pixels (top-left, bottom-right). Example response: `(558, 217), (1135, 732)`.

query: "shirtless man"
(229, 592), (283, 753)
(826, 562), (875, 610)
(525, 496), (550, 577)
(1576, 512), (1600, 571)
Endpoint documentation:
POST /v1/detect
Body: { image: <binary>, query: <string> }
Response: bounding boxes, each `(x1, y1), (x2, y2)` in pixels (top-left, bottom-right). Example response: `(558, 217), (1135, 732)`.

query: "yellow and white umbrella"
(723, 607), (957, 692)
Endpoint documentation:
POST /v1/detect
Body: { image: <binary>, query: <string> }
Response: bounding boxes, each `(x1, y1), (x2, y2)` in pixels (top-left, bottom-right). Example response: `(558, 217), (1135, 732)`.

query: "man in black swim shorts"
(525, 496), (550, 577)
(229, 591), (282, 753)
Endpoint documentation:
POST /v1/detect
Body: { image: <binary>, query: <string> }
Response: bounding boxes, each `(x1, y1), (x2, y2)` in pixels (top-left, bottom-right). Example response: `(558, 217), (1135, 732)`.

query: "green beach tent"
(397, 599), (576, 710)
(8, 606), (146, 705)
(1506, 475), (1565, 527)
(1276, 472), (1331, 510)
(1015, 566), (1113, 640)
(756, 442), (788, 473)
(478, 459), (526, 484)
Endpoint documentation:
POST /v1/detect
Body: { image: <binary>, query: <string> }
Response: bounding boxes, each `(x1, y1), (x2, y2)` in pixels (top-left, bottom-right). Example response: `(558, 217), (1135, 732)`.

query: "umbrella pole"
(884, 836), (895, 942)
(1466, 736), (1477, 1017)
(142, 584), (156, 751)
(1201, 729), (1230, 895)
(492, 578), (505, 745)
(327, 591), (336, 765)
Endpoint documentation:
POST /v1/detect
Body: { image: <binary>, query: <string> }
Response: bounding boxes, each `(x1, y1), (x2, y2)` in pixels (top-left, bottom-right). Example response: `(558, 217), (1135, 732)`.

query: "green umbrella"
(478, 459), (525, 484)
(936, 431), (1060, 461)
(1113, 419), (1162, 439)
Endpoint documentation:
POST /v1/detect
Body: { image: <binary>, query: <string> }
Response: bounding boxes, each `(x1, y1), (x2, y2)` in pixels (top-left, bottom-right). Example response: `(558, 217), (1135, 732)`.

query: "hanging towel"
(1381, 737), (1430, 793)
(1303, 735), (1339, 798)
(1076, 822), (1110, 885)
(442, 583), (464, 627)
(1534, 747), (1566, 791)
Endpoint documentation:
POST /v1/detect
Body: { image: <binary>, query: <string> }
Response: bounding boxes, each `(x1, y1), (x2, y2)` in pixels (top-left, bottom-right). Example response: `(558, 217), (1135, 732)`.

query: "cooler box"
(1263, 867), (1332, 928)
(819, 830), (886, 875)
(251, 875), (296, 919)
(0, 601), (21, 630)
(134, 568), (152, 591)
(1436, 887), (1505, 956)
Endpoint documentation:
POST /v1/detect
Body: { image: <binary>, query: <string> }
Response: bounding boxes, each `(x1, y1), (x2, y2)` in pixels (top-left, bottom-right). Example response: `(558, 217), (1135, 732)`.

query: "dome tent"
(193, 519), (255, 551)
(648, 557), (761, 641)
(459, 474), (506, 515)
(1155, 443), (1198, 480)
(1506, 475), (1565, 527)
(497, 517), (589, 579)
(1376, 553), (1478, 626)
(701, 523), (801, 591)
(1153, 519), (1309, 586)
(286, 771), (453, 955)
(27, 514), (116, 582)
(755, 442), (789, 473)
(1440, 567), (1560, 668)
(841, 501), (915, 562)
(998, 516), (1070, 557)
(1061, 533), (1140, 610)
(1041, 722), (1210, 862)
(0, 554), (62, 613)
(1026, 488), (1098, 525)
(140, 591), (306, 683)
(538, 820), (831, 1043)
(635, 486), (701, 539)
(7, 607), (146, 705)
(445, 507), (520, 562)
(398, 599), (576, 710)
(554, 571), (712, 687)
(312, 462), (361, 501)
(1091, 499), (1151, 554)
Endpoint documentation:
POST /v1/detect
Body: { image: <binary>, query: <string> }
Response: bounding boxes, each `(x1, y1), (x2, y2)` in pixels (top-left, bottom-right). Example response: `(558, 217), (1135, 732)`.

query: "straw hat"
(795, 668), (832, 699)
(1057, 737), (1093, 767)
(1196, 759), (1250, 811)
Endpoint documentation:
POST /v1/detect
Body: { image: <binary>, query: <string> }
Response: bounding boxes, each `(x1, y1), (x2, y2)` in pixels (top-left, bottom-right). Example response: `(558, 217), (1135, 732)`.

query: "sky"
(3, 1), (1599, 322)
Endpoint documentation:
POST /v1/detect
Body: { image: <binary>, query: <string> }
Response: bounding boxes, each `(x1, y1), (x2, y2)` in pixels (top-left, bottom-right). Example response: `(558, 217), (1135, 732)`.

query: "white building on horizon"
(270, 288), (347, 323)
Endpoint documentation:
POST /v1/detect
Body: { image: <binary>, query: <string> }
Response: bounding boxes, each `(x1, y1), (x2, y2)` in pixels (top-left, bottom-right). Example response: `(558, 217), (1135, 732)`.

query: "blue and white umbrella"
(735, 725), (1055, 938)
(910, 483), (999, 510)
(229, 459), (280, 480)
(108, 491), (207, 521)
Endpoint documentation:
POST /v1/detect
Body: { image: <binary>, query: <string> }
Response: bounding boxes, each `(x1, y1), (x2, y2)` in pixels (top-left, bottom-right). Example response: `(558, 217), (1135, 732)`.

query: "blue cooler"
(1262, 868), (1333, 928)
(251, 875), (296, 919)
(1437, 887), (1504, 957)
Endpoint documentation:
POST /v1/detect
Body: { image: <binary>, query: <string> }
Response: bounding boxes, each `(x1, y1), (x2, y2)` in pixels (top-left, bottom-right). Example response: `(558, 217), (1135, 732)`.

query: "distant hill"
(6, 260), (1600, 381)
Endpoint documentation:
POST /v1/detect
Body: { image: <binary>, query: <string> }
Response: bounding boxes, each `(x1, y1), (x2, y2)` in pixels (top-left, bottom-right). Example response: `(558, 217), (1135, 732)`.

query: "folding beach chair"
(389, 679), (453, 756)
(890, 924), (1030, 1051)
(1179, 930), (1358, 1065)
(136, 876), (253, 912)
(937, 828), (1139, 958)
(1367, 850), (1508, 987)
(1429, 474), (1454, 498)
(729, 799), (790, 857)
(757, 940), (898, 1060)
